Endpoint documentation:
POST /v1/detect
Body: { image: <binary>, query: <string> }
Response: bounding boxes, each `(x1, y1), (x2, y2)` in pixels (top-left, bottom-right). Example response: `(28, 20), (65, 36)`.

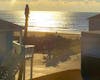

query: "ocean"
(0, 11), (98, 34)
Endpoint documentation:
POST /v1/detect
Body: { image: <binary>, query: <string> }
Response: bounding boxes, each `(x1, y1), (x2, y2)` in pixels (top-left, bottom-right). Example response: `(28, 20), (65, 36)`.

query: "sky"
(0, 0), (100, 12)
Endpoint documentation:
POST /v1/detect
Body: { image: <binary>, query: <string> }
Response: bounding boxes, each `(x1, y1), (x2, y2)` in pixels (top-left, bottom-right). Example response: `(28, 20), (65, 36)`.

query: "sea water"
(0, 11), (98, 34)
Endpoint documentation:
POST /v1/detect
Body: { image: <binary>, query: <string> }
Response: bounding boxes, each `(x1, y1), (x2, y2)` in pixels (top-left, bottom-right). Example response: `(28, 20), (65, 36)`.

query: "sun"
(27, 11), (62, 32)
(11, 0), (16, 4)
(29, 11), (56, 27)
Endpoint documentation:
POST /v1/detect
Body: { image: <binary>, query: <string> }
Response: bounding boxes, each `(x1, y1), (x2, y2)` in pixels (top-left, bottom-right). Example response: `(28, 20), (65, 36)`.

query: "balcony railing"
(0, 41), (35, 80)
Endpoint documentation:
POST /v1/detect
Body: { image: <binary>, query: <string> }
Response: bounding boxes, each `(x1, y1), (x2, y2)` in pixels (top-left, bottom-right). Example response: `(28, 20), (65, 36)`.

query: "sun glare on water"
(28, 11), (59, 32)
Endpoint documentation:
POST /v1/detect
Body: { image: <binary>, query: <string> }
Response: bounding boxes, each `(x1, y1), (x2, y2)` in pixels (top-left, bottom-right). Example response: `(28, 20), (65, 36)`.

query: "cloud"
(0, 0), (100, 11)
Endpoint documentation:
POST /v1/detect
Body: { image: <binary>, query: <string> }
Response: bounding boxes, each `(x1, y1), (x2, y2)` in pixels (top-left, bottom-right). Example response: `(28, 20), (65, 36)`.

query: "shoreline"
(16, 31), (81, 38)
(28, 30), (81, 35)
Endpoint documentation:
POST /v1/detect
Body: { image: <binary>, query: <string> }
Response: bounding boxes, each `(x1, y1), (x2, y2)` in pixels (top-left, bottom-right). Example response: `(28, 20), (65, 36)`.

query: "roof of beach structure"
(0, 19), (24, 31)
(88, 14), (100, 20)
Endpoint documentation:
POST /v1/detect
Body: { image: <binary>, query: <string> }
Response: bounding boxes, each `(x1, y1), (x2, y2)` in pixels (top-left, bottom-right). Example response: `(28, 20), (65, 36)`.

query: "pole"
(30, 51), (33, 80)
(23, 4), (29, 80)
(23, 4), (29, 45)
(18, 4), (29, 80)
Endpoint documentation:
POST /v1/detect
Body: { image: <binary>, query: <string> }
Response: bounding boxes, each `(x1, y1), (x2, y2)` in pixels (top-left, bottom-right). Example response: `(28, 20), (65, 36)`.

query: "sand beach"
(14, 31), (82, 80)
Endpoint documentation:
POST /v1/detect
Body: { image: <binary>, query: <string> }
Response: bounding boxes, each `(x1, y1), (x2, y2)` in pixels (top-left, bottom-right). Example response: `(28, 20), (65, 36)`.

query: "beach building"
(89, 14), (100, 31)
(0, 19), (24, 79)
(0, 19), (24, 53)
(81, 14), (100, 80)
(0, 19), (35, 80)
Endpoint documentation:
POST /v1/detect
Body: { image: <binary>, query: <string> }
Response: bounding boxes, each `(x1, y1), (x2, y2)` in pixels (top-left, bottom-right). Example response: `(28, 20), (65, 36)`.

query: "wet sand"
(28, 31), (80, 39)
(14, 31), (80, 39)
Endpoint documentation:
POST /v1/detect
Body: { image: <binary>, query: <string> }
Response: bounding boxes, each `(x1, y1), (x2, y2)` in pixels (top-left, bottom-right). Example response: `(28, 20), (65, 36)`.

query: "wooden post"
(18, 4), (29, 80)
(23, 4), (29, 45)
(30, 46), (34, 80)
(23, 4), (29, 80)
(30, 55), (33, 80)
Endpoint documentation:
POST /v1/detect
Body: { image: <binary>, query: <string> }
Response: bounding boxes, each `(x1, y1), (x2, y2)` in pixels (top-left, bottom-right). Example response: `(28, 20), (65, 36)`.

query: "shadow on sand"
(40, 34), (80, 67)
(43, 49), (74, 67)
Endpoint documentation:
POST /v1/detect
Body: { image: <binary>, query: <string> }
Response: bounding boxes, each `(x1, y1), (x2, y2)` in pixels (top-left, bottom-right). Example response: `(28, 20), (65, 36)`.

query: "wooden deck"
(33, 69), (82, 80)
(23, 53), (81, 80)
